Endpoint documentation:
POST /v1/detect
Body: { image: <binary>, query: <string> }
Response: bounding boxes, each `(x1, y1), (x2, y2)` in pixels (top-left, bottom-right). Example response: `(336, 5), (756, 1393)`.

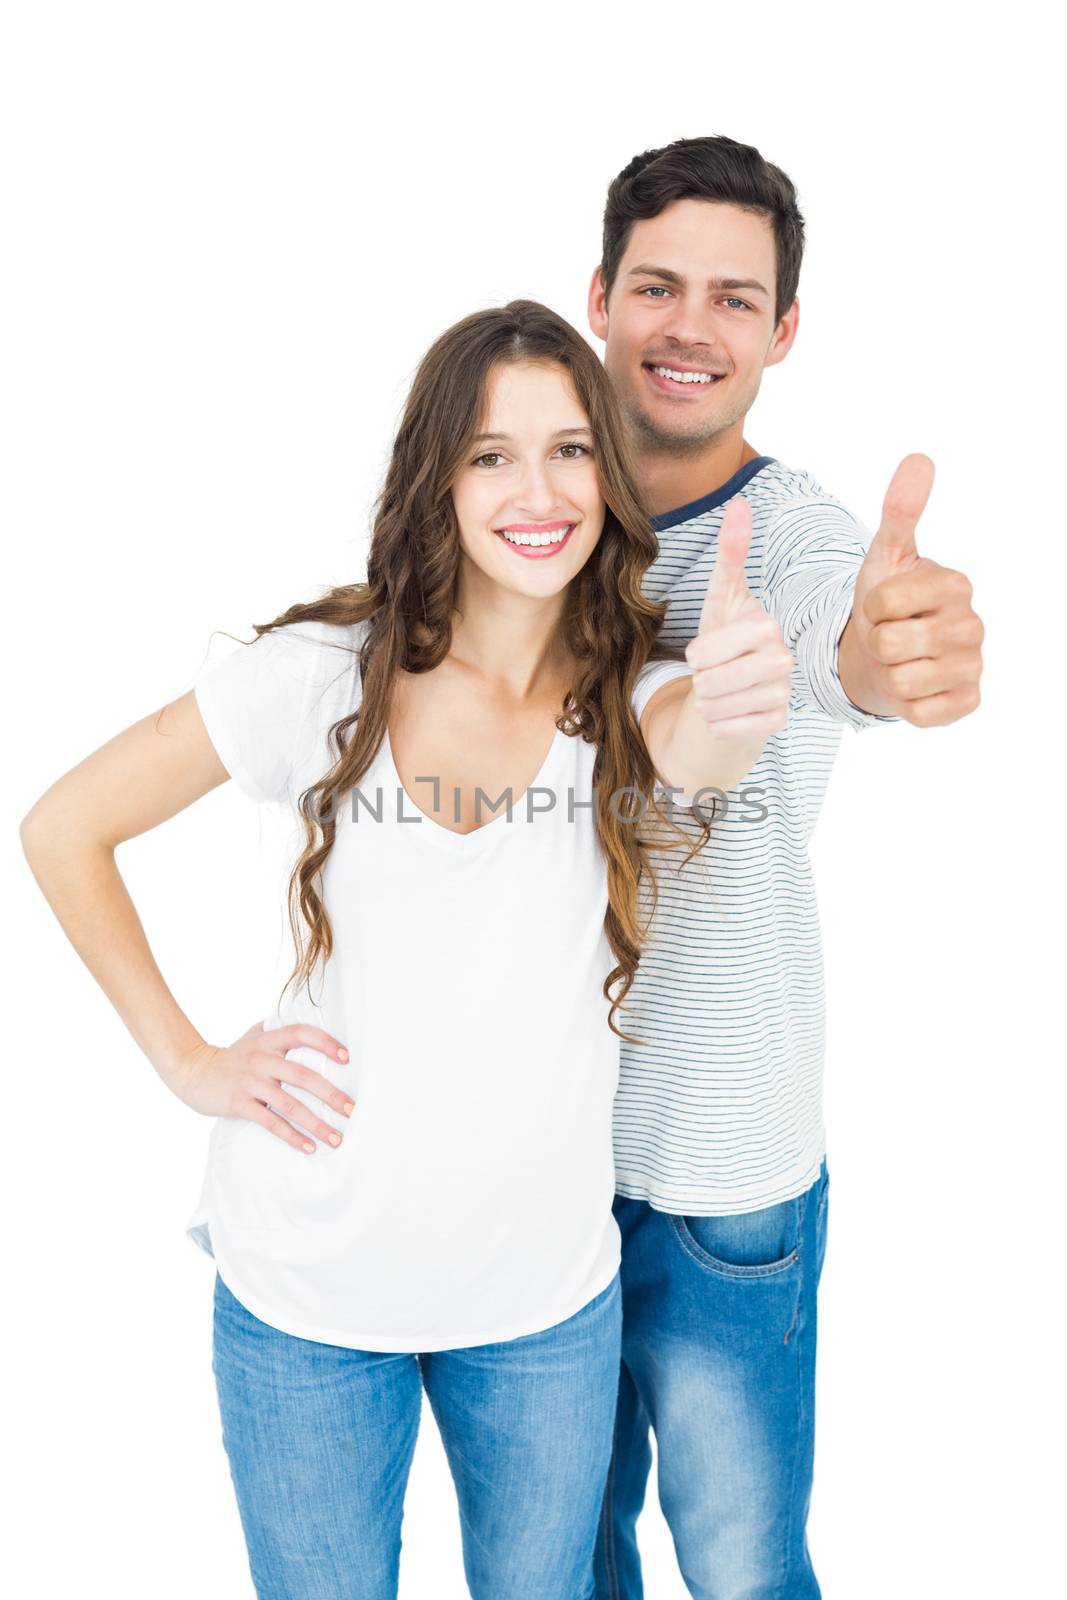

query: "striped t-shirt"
(617, 455), (901, 1216)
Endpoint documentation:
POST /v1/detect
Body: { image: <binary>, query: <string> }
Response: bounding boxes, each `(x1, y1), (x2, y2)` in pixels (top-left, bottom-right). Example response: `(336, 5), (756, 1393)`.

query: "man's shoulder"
(649, 459), (871, 556)
(750, 459), (848, 512)
(750, 461), (868, 546)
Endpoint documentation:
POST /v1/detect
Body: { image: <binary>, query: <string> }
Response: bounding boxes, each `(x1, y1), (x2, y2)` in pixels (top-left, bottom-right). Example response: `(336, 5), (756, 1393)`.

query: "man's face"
(588, 198), (797, 456)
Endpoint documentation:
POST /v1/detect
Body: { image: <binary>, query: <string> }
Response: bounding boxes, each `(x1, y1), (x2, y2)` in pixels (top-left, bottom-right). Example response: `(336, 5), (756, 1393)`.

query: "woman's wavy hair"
(250, 299), (713, 1043)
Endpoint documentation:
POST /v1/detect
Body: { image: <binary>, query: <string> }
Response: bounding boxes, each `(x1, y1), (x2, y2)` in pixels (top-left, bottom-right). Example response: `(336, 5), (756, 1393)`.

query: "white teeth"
(499, 525), (572, 547)
(652, 366), (716, 384)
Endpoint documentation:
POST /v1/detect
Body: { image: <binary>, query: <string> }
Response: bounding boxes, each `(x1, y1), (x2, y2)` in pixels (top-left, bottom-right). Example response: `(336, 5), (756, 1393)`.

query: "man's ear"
(587, 264), (609, 341)
(764, 297), (800, 369)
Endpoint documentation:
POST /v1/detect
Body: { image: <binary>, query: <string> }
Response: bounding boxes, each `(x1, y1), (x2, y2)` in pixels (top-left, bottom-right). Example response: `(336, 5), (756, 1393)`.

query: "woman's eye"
(472, 444), (590, 467)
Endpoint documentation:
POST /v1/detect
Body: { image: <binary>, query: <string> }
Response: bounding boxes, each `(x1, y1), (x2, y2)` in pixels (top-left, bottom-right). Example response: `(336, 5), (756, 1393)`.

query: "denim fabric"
(594, 1160), (830, 1599)
(211, 1268), (622, 1599)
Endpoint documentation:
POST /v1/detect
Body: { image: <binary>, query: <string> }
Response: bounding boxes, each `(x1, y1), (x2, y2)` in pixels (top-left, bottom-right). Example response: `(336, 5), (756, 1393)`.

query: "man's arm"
(762, 457), (983, 731)
(837, 612), (898, 717)
(761, 496), (903, 731)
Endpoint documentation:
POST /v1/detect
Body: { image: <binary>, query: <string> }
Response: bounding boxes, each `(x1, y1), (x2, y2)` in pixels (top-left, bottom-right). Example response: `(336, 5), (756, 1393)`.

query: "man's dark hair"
(600, 135), (805, 326)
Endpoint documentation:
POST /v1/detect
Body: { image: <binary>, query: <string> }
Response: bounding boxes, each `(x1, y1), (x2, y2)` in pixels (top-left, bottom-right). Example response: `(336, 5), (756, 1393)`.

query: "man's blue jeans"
(593, 1159), (830, 1600)
(211, 1267), (622, 1599)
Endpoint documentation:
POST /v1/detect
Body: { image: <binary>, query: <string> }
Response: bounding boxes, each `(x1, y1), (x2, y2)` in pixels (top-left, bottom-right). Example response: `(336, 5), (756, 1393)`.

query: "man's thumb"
(868, 453), (934, 569)
(698, 494), (753, 634)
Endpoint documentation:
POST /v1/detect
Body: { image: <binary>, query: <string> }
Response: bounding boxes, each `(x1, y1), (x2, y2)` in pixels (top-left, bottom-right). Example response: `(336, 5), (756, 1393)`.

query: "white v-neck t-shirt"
(184, 617), (693, 1351)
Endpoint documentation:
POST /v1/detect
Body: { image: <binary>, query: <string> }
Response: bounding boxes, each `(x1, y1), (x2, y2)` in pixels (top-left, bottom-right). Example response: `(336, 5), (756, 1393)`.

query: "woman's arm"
(19, 690), (351, 1148)
(637, 667), (782, 801)
(19, 691), (230, 1083)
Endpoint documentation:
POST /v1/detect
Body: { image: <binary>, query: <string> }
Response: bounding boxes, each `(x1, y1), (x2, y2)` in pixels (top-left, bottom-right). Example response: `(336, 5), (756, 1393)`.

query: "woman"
(20, 300), (790, 1599)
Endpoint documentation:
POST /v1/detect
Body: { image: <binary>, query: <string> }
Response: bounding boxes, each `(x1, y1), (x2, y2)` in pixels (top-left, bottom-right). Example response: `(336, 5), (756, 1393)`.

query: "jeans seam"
(777, 1194), (810, 1599)
(599, 1404), (621, 1600)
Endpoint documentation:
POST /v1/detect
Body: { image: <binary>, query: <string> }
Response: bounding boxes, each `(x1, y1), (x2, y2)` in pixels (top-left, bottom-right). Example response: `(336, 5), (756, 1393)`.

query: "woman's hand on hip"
(168, 1021), (354, 1153)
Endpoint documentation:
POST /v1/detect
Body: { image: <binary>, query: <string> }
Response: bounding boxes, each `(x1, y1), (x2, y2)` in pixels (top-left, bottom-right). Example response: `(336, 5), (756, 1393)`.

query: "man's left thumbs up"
(685, 495), (795, 740)
(840, 454), (985, 725)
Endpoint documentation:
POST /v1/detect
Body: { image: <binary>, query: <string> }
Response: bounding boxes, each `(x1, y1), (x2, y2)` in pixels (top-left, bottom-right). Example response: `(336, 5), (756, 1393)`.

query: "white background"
(4, 3), (1063, 1595)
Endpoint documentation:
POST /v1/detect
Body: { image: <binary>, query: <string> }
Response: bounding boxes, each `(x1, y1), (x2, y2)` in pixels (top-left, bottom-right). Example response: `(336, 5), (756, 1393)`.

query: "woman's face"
(451, 360), (605, 601)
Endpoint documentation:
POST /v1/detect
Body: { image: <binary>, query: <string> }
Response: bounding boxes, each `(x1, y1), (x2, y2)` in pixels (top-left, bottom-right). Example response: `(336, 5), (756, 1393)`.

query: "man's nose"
(658, 296), (717, 353)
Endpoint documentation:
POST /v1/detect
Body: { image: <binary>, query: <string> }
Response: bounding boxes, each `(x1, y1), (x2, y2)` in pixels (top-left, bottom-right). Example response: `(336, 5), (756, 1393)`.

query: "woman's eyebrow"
(472, 426), (595, 443)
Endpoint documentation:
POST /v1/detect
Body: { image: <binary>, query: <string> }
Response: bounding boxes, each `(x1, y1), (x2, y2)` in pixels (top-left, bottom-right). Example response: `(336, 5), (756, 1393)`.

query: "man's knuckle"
(886, 662), (913, 696)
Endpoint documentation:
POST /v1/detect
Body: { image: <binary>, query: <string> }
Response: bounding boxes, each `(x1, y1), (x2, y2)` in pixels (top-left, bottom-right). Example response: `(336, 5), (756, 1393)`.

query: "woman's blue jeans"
(211, 1267), (623, 1599)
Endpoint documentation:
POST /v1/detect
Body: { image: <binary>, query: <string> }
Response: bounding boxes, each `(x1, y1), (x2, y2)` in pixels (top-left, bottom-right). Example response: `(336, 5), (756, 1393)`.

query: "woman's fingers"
(221, 1023), (356, 1153)
(693, 673), (793, 723)
(260, 1022), (349, 1066)
(257, 1025), (355, 1119)
(255, 1051), (355, 1122)
(238, 1099), (322, 1153)
(241, 1088), (346, 1154)
(693, 645), (795, 702)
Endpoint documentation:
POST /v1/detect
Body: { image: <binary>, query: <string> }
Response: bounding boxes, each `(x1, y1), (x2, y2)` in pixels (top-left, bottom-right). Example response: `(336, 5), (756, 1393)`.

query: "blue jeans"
(593, 1160), (830, 1600)
(211, 1267), (623, 1600)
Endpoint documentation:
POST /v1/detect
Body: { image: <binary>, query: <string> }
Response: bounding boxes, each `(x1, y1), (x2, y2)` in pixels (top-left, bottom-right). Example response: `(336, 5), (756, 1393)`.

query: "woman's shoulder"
(259, 615), (370, 687)
(269, 613), (369, 652)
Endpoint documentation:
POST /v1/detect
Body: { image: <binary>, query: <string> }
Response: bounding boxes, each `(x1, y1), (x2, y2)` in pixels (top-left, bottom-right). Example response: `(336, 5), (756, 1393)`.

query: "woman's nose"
(514, 461), (559, 515)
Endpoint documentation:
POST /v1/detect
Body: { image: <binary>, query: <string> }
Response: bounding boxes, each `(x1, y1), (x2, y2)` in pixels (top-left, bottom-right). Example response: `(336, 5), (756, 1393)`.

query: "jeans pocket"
(669, 1193), (801, 1278)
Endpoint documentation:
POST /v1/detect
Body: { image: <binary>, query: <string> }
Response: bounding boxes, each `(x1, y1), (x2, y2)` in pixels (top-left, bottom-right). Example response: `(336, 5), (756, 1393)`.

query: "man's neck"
(635, 431), (763, 521)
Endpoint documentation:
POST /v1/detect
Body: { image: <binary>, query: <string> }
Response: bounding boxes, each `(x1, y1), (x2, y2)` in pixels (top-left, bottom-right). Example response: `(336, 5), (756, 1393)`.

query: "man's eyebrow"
(471, 425), (594, 443)
(626, 263), (770, 298)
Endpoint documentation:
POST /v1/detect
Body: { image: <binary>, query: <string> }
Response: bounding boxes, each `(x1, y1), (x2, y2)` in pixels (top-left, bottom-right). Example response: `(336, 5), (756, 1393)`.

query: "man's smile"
(643, 359), (727, 397)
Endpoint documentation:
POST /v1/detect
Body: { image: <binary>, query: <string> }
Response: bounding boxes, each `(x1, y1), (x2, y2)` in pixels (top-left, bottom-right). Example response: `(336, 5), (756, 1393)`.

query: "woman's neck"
(448, 569), (569, 703)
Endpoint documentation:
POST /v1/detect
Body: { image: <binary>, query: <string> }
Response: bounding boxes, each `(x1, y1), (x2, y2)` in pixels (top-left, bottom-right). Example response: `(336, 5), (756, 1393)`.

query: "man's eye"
(639, 285), (670, 299)
(723, 297), (750, 311)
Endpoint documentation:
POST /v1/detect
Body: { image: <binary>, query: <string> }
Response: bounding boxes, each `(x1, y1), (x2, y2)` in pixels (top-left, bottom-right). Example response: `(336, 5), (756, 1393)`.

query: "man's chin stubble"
(623, 397), (723, 458)
(622, 380), (757, 456)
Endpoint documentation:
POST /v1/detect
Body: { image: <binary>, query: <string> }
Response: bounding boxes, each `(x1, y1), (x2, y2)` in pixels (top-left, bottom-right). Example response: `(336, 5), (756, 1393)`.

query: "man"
(586, 136), (983, 1599)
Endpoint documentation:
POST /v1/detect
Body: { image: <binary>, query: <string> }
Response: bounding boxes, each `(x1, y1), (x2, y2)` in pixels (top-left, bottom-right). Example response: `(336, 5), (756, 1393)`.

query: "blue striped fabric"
(616, 457), (901, 1215)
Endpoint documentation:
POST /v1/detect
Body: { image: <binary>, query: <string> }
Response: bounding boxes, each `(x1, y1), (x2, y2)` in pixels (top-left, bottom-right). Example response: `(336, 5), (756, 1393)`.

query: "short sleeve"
(194, 621), (359, 804)
(761, 497), (903, 733)
(631, 657), (694, 724)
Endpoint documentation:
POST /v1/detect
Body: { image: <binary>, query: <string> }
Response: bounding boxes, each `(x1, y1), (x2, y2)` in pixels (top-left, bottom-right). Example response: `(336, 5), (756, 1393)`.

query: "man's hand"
(838, 454), (984, 725)
(684, 494), (794, 740)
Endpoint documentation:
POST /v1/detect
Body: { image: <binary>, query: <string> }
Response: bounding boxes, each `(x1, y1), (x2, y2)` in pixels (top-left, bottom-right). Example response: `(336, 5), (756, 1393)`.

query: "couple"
(19, 134), (984, 1600)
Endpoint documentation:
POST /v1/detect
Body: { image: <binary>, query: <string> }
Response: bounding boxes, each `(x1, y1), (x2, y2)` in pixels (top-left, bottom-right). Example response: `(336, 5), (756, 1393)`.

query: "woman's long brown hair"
(247, 300), (713, 1044)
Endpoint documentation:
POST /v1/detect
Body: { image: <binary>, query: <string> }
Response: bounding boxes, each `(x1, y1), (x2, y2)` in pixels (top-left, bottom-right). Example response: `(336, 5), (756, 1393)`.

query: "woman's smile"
(494, 520), (578, 559)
